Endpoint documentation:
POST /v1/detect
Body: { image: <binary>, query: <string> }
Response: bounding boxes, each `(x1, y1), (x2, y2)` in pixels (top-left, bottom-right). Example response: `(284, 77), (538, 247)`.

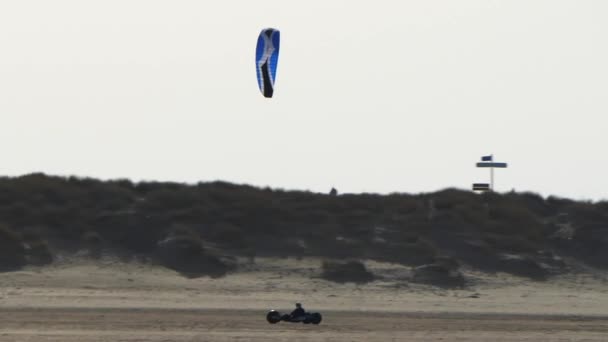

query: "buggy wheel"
(266, 310), (281, 324)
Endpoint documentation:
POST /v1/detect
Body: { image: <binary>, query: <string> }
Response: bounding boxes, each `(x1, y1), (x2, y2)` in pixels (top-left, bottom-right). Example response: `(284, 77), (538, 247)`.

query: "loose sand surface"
(1, 257), (607, 341)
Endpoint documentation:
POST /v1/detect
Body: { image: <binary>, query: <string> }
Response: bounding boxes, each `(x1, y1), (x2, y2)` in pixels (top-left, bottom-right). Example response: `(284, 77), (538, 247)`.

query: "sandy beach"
(1, 257), (607, 341)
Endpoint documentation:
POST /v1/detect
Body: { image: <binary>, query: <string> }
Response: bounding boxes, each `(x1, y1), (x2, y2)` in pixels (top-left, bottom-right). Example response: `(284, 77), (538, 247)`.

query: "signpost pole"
(475, 156), (507, 193)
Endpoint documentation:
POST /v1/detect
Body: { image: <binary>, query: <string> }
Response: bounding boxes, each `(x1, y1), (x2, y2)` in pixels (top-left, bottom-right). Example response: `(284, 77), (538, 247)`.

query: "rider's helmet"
(295, 303), (302, 308)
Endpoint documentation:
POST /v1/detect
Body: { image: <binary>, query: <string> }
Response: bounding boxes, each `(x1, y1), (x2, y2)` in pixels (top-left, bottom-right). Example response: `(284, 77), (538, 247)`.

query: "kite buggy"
(266, 303), (322, 324)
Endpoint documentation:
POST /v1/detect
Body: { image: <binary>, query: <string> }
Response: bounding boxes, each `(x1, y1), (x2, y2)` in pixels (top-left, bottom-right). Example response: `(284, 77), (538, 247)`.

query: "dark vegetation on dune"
(0, 173), (607, 283)
(321, 260), (375, 284)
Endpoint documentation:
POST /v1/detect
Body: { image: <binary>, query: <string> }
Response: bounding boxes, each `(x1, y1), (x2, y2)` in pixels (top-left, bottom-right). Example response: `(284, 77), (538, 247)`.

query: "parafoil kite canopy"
(256, 28), (280, 98)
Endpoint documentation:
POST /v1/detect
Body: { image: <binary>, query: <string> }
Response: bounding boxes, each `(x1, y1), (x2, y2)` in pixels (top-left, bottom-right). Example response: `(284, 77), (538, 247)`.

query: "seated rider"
(290, 303), (305, 318)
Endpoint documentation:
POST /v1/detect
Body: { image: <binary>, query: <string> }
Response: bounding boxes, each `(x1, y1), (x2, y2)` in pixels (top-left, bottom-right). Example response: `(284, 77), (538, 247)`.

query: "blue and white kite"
(256, 28), (280, 98)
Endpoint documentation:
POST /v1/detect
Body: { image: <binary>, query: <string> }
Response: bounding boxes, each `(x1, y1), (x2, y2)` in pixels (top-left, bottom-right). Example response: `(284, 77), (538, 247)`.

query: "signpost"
(475, 162), (507, 168)
(474, 155), (508, 192)
(472, 183), (490, 191)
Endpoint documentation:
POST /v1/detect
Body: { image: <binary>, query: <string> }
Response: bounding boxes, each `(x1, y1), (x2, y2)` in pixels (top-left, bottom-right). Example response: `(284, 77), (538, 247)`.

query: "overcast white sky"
(0, 1), (606, 200)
